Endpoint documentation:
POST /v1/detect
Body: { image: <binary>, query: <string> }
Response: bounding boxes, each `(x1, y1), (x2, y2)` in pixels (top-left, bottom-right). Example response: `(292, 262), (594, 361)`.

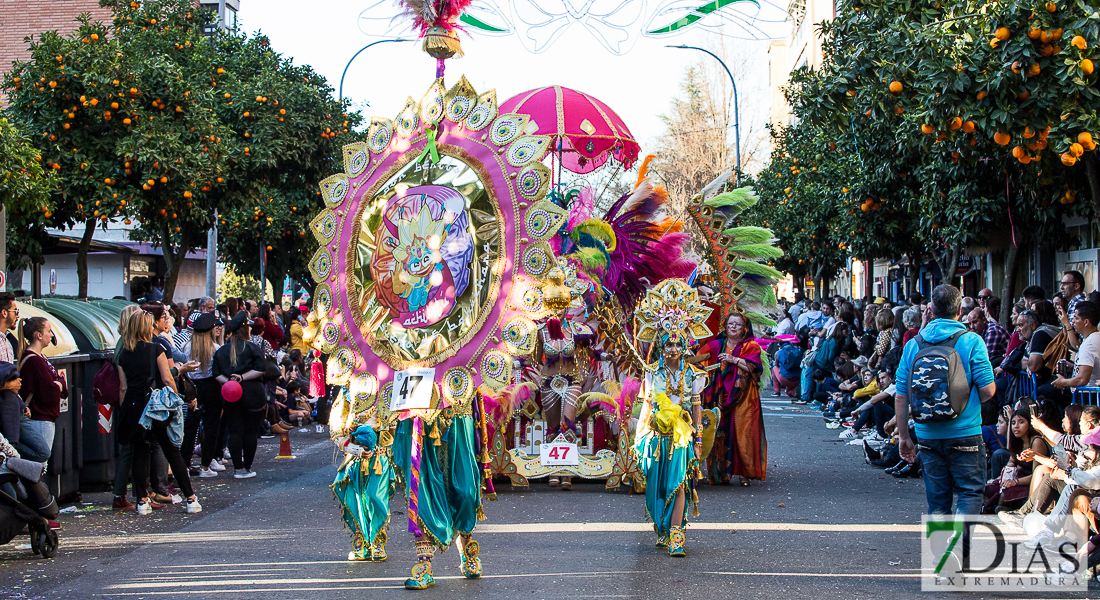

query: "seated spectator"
(775, 308), (797, 337)
(983, 408), (1010, 479)
(840, 370), (895, 442)
(984, 408), (1049, 513)
(967, 307), (1010, 368)
(869, 310), (896, 370)
(276, 380), (311, 425)
(1023, 285), (1046, 308)
(1019, 442), (1100, 550)
(1051, 301), (1100, 406)
(18, 318), (67, 457)
(900, 306), (921, 347)
(771, 339), (802, 398)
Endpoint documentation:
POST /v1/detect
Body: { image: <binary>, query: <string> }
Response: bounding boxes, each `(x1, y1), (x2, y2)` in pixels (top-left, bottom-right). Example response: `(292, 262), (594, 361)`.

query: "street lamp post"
(666, 44), (741, 185)
(339, 39), (410, 103)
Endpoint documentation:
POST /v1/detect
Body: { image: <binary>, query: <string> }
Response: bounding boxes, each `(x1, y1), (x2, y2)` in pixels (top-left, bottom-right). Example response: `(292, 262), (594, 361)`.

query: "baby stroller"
(0, 457), (59, 559)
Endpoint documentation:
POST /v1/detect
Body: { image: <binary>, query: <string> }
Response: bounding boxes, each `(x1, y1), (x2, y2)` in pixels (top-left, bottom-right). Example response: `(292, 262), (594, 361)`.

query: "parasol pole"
(666, 45), (740, 186)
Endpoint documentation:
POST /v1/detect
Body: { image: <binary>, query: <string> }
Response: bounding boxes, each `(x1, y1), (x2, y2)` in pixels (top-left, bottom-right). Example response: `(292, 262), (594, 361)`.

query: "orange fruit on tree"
(994, 27), (1011, 41)
(1045, 1), (1056, 12)
(1082, 59), (1095, 75)
(1070, 142), (1084, 157)
(990, 38), (999, 48)
(949, 117), (963, 130)
(1018, 90), (1031, 99)
(1072, 36), (1088, 49)
(1052, 28), (1063, 40)
(1028, 63), (1041, 76)
(994, 132), (1011, 145)
(1039, 44), (1054, 56)
(921, 123), (934, 134)
(962, 120), (976, 133)
(977, 90), (988, 100)
(1028, 28), (1042, 40)
(1079, 132), (1094, 146)
(1012, 146), (1026, 158)
(183, 191), (192, 198)
(1023, 126), (1035, 138)
(1062, 152), (1077, 165)
(889, 81), (903, 93)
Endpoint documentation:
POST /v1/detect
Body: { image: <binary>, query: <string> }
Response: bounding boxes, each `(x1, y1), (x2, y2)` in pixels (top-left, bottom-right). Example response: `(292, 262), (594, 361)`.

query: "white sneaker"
(864, 431), (885, 442)
(996, 510), (1024, 531)
(209, 461), (226, 472)
(223, 449), (231, 461)
(839, 427), (859, 440)
(1025, 528), (1055, 549)
(168, 493), (183, 505)
(234, 469), (257, 479)
(199, 467), (218, 478)
(186, 497), (202, 514)
(136, 500), (152, 515)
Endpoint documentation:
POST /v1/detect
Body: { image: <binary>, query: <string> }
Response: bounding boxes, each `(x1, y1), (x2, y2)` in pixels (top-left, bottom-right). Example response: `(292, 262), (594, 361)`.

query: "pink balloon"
(221, 380), (242, 403)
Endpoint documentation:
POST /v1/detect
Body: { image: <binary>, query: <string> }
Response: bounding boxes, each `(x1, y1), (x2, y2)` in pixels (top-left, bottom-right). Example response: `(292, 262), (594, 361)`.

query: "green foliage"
(216, 263), (261, 302)
(760, 0), (1099, 282)
(0, 0), (363, 301)
(0, 117), (55, 269)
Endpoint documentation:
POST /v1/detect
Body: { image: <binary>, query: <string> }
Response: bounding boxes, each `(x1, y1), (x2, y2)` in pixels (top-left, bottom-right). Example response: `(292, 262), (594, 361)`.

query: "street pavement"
(0, 400), (1088, 599)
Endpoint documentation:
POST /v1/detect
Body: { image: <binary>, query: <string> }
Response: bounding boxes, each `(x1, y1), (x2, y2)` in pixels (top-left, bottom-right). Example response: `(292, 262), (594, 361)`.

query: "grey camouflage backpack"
(908, 331), (971, 423)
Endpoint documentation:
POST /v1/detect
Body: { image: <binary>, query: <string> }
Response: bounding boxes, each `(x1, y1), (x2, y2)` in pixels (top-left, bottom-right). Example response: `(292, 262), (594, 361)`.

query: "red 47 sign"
(539, 442), (580, 466)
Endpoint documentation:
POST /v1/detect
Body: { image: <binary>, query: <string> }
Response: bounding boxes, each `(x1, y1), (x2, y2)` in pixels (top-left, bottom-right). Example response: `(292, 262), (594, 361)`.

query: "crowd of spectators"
(766, 273), (1100, 573)
(0, 286), (322, 519)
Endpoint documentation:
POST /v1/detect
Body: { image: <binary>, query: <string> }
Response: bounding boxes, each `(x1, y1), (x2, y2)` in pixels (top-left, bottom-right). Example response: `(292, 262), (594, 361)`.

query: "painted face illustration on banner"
(372, 184), (473, 329)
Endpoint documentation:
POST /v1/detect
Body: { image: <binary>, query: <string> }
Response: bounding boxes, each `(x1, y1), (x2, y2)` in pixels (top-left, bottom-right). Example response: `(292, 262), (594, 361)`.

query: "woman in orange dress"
(697, 312), (767, 486)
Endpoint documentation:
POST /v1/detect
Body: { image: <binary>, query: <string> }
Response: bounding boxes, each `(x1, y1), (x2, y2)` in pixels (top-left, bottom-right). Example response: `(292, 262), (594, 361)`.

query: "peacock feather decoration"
(686, 172), (783, 329)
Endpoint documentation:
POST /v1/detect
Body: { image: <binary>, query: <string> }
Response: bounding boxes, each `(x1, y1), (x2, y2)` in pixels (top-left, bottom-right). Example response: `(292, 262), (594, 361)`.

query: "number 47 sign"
(540, 441), (580, 466)
(389, 367), (436, 412)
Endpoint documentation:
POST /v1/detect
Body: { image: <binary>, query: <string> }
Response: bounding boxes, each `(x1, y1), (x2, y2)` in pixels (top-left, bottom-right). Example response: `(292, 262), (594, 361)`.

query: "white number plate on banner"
(389, 367), (436, 411)
(539, 442), (580, 466)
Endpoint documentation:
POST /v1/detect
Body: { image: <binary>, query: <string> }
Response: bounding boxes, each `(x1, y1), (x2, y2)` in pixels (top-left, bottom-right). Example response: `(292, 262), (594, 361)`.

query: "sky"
(235, 0), (777, 154)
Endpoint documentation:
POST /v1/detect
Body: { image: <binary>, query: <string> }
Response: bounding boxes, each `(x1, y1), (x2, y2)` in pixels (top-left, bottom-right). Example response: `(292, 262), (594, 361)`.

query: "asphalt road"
(0, 400), (1090, 599)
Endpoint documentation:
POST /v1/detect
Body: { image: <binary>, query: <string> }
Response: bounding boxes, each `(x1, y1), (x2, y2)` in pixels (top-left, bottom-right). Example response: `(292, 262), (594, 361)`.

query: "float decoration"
(686, 174), (783, 327)
(310, 75), (558, 425)
(499, 86), (641, 174)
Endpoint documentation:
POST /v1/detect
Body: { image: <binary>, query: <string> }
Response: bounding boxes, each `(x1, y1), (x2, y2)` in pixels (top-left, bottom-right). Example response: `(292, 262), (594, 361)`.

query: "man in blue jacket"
(894, 284), (996, 515)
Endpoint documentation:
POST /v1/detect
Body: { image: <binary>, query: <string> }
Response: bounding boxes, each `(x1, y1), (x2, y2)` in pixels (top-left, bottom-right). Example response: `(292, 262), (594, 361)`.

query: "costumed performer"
(697, 311), (768, 486)
(329, 383), (395, 562)
(532, 263), (596, 490)
(390, 387), (486, 589)
(632, 279), (711, 556)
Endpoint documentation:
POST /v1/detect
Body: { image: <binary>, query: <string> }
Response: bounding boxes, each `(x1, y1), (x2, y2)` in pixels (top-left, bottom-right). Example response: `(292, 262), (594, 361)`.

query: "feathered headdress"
(686, 173), (783, 328)
(553, 155), (696, 311)
(396, 0), (473, 60)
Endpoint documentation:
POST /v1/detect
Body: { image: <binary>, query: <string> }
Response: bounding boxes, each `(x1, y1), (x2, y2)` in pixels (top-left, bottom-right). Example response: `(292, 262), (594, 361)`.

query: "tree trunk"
(907, 253), (921, 301)
(999, 243), (1020, 326)
(863, 255), (874, 300)
(933, 245), (961, 289)
(1085, 154), (1100, 222)
(75, 220), (96, 299)
(160, 225), (190, 305)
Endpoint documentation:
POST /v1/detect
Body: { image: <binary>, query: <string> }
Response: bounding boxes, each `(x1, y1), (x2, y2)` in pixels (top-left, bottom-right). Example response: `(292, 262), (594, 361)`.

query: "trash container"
(14, 302), (82, 501)
(34, 299), (126, 498)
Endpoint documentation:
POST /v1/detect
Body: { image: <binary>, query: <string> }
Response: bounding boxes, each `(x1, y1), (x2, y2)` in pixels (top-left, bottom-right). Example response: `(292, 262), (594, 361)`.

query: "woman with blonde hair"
(183, 313), (224, 477)
(116, 310), (201, 515)
(111, 304), (143, 512)
(869, 309), (896, 370)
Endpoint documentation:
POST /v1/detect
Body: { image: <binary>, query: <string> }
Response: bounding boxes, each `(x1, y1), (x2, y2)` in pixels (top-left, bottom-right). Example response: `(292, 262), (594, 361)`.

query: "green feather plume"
(704, 187), (758, 213)
(729, 243), (783, 261)
(721, 226), (774, 244)
(567, 247), (609, 270)
(735, 261), (784, 281)
(740, 282), (777, 306)
(572, 219), (616, 251)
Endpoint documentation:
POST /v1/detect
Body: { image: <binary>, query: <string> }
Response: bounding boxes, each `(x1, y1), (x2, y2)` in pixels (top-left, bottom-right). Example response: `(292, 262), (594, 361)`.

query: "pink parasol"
(500, 86), (641, 174)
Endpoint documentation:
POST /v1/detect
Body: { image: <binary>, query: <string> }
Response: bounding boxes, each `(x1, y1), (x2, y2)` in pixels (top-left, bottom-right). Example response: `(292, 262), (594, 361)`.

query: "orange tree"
(749, 123), (853, 299)
(210, 34), (363, 299)
(2, 3), (230, 300)
(784, 0), (1088, 313)
(0, 117), (55, 273)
